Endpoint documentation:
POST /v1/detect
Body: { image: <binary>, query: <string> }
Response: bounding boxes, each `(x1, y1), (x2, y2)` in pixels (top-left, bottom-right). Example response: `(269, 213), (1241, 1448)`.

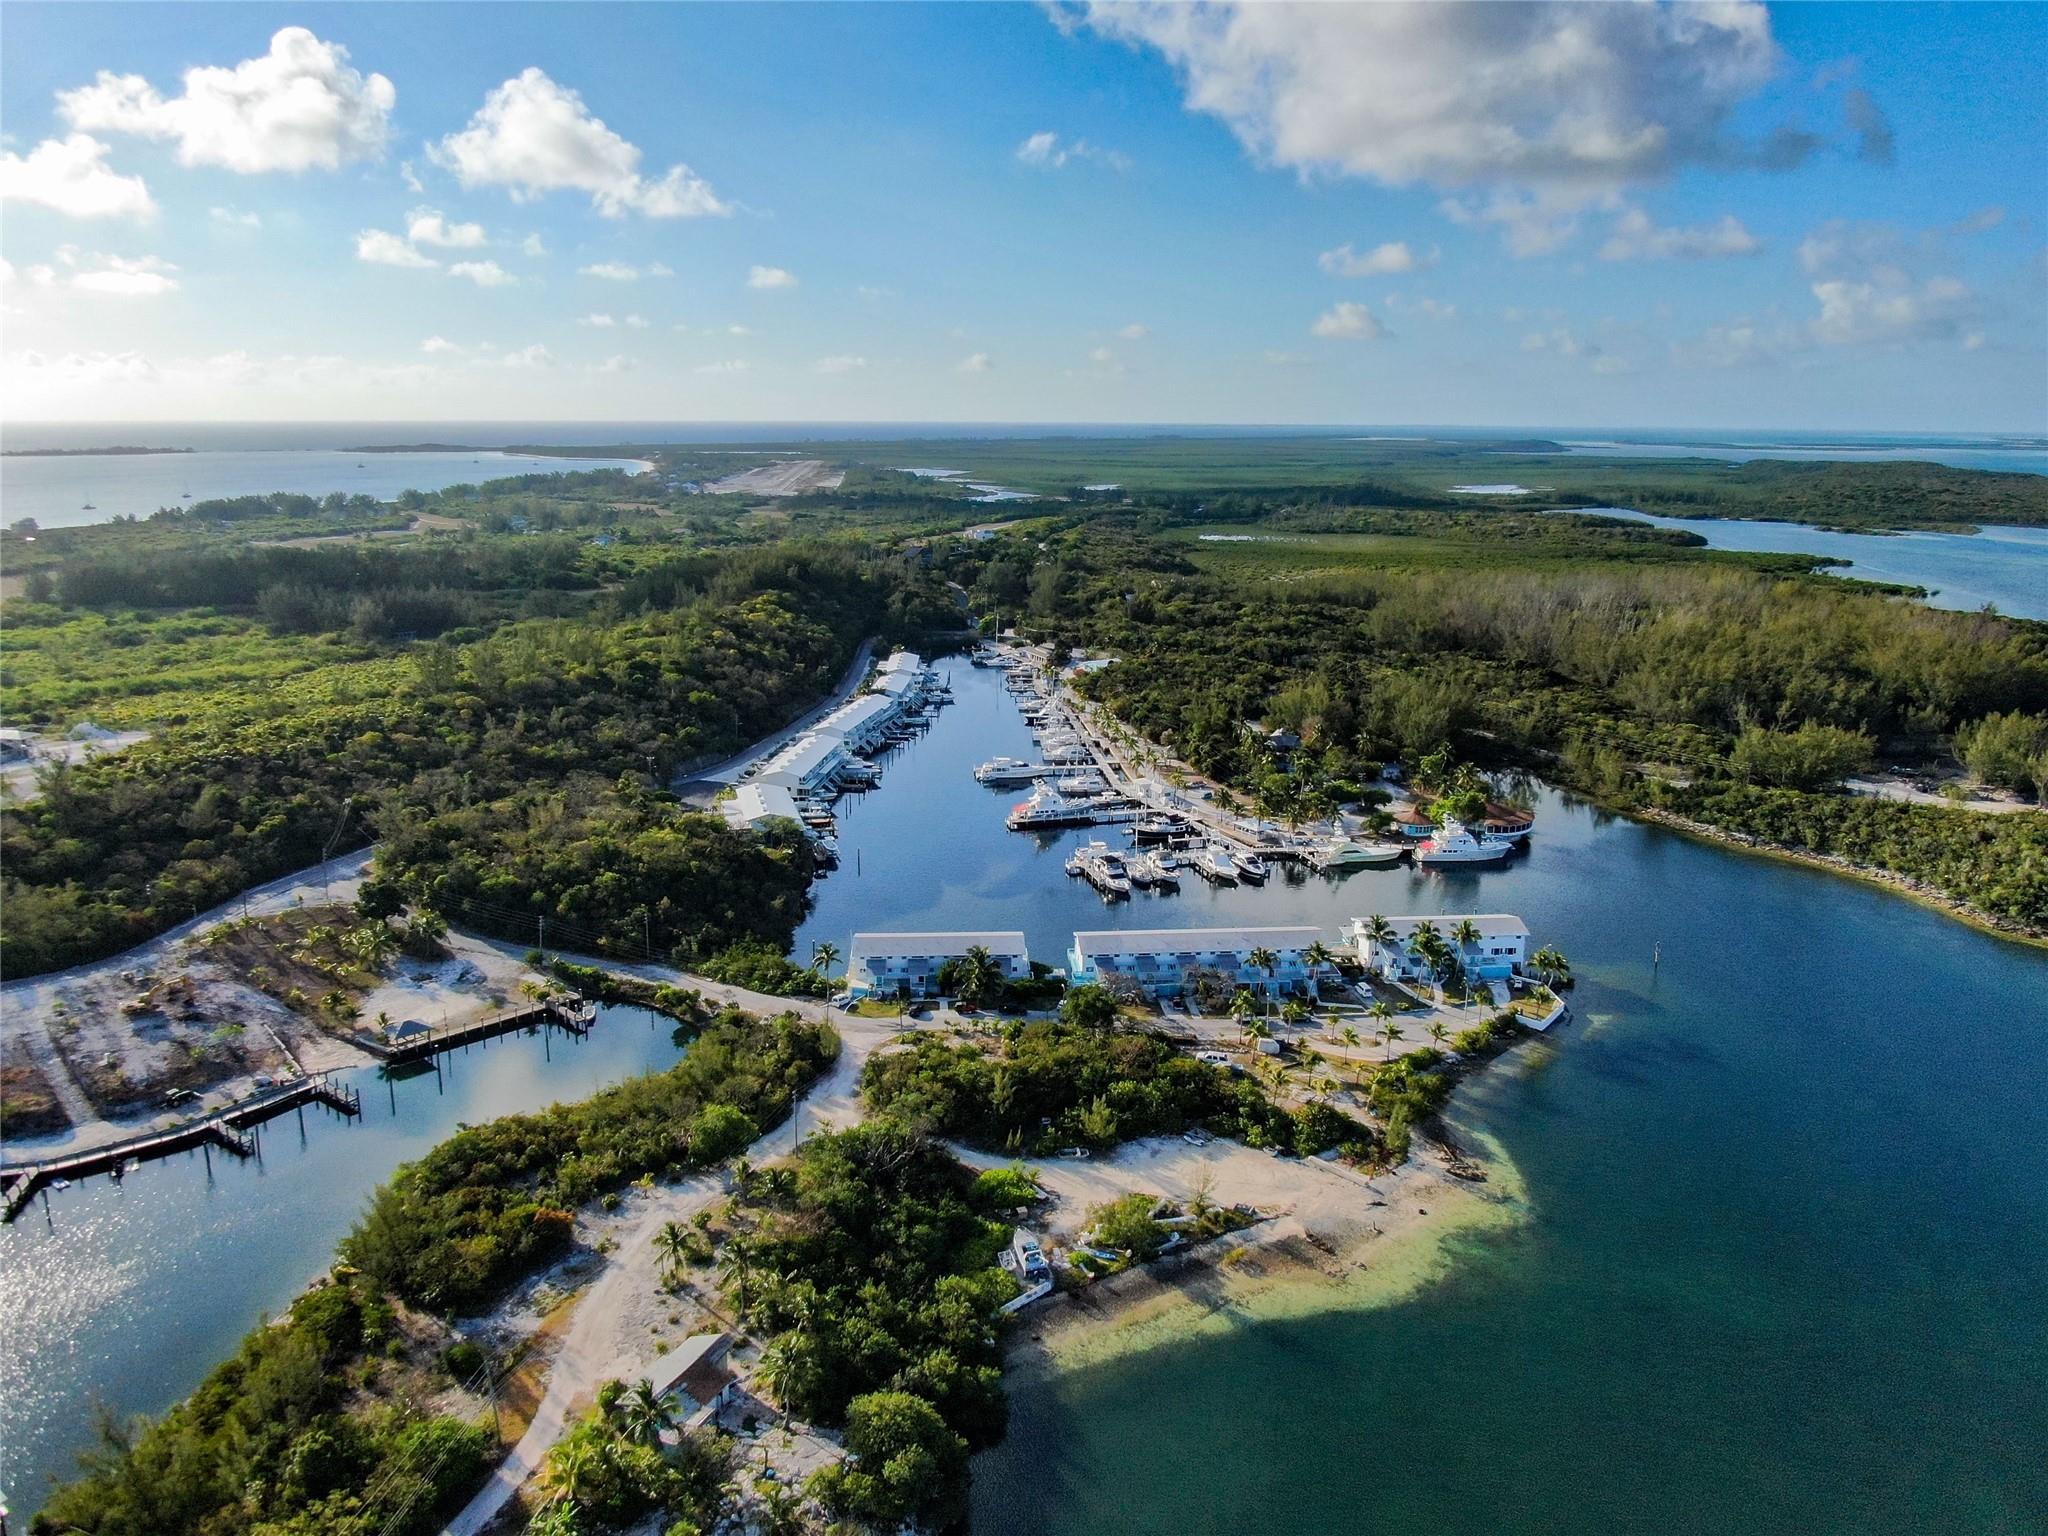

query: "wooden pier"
(360, 998), (592, 1065)
(2, 1076), (363, 1222)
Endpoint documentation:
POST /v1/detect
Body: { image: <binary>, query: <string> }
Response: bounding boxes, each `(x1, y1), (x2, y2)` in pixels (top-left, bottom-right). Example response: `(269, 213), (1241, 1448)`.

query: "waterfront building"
(756, 732), (850, 797)
(1066, 926), (1325, 997)
(1346, 913), (1530, 983)
(846, 931), (1032, 997)
(815, 692), (900, 753)
(731, 782), (806, 830)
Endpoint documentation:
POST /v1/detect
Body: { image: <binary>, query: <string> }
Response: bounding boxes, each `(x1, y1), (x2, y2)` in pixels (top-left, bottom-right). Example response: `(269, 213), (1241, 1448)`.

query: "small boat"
(51, 1178), (72, 1191)
(80, 503), (96, 511)
(181, 492), (192, 499)
(975, 756), (1040, 786)
(1055, 771), (1106, 796)
(1194, 844), (1239, 884)
(1416, 819), (1515, 866)
(1234, 851), (1270, 885)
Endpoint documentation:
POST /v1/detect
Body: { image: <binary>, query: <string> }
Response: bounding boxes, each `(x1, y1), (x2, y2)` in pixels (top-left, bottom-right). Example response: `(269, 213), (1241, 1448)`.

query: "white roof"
(761, 732), (845, 779)
(649, 1332), (730, 1400)
(1347, 913), (1529, 940)
(819, 694), (897, 733)
(849, 931), (1030, 960)
(874, 672), (919, 698)
(877, 651), (924, 675)
(1073, 926), (1325, 958)
(732, 783), (803, 825)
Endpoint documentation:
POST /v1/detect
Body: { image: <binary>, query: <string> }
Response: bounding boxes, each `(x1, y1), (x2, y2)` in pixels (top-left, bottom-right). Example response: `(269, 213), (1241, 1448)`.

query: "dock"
(354, 998), (593, 1064)
(2, 1075), (363, 1222)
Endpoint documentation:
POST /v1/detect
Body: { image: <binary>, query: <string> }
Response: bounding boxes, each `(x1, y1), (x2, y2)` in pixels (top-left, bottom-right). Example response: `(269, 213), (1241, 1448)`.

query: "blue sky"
(2, 1), (2042, 429)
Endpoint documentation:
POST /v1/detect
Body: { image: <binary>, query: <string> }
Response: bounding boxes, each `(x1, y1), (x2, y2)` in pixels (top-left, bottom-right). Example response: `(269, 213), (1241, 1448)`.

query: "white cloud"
(1962, 330), (1986, 352)
(1952, 206), (2005, 236)
(593, 354), (632, 374)
(1439, 187), (1603, 258)
(1015, 131), (1130, 171)
(0, 134), (155, 219)
(58, 27), (394, 173)
(501, 343), (553, 368)
(431, 67), (728, 218)
(356, 228), (437, 268)
(1318, 240), (1432, 277)
(1599, 207), (1760, 262)
(209, 206), (261, 229)
(624, 314), (649, 329)
(1263, 349), (1309, 366)
(815, 355), (867, 373)
(1386, 294), (1457, 320)
(69, 253), (180, 296)
(580, 261), (640, 281)
(748, 265), (798, 290)
(580, 312), (617, 328)
(1117, 322), (1150, 340)
(1591, 354), (1636, 375)
(957, 352), (992, 373)
(1088, 345), (1119, 367)
(1072, 1), (1785, 191)
(1521, 327), (1586, 356)
(727, 324), (753, 336)
(694, 358), (747, 375)
(1810, 275), (1971, 346)
(1310, 300), (1385, 340)
(407, 208), (487, 248)
(449, 259), (515, 288)
(400, 159), (425, 193)
(1795, 219), (1978, 347)
(421, 335), (459, 354)
(647, 261), (674, 277)
(522, 232), (548, 257)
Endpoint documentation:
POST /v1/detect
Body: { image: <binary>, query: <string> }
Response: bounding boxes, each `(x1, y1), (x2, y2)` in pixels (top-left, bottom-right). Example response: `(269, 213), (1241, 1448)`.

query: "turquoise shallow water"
(788, 668), (2047, 1534)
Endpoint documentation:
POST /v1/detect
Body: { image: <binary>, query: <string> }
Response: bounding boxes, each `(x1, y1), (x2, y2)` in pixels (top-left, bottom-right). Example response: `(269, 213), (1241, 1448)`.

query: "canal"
(0, 1005), (687, 1510)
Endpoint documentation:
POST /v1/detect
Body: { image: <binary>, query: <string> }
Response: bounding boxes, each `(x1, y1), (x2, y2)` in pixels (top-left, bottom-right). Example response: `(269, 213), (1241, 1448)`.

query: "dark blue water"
(782, 668), (2047, 1536)
(0, 1005), (687, 1512)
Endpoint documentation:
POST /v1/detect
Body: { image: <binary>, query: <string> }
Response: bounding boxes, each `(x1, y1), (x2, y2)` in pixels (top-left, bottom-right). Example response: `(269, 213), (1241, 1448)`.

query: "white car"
(1195, 1051), (1231, 1065)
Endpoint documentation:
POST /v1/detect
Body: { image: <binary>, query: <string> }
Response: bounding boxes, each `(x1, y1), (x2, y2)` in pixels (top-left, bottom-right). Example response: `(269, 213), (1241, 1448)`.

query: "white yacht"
(975, 756), (1041, 786)
(1416, 819), (1515, 866)
(1234, 851), (1270, 885)
(1314, 837), (1407, 870)
(1194, 844), (1239, 883)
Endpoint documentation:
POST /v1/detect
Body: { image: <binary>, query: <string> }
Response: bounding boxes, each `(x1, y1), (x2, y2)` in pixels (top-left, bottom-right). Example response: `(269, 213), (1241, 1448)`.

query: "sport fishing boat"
(1415, 818), (1515, 866)
(1234, 851), (1270, 885)
(1313, 837), (1407, 871)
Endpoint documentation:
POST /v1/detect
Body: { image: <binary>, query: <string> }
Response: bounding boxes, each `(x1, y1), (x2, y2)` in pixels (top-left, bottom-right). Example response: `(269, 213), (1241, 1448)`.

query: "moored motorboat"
(1234, 851), (1269, 884)
(1194, 843), (1238, 883)
(1315, 837), (1407, 870)
(1416, 818), (1515, 866)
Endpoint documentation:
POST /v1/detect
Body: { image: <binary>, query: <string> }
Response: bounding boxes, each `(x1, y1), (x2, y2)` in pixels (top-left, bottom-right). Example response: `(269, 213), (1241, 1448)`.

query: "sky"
(1, 1), (2043, 431)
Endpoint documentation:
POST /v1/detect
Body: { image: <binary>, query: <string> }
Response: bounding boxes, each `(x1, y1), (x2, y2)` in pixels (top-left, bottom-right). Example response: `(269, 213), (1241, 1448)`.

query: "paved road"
(678, 637), (878, 795)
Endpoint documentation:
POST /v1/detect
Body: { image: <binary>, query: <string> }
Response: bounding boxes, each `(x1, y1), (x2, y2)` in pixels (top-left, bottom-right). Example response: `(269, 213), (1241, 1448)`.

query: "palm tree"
(1369, 999), (1394, 1032)
(958, 944), (1000, 1008)
(719, 1234), (756, 1313)
(1245, 1019), (1273, 1053)
(810, 939), (841, 993)
(1228, 987), (1259, 1041)
(761, 1332), (810, 1409)
(1246, 946), (1279, 1003)
(1452, 918), (1483, 964)
(1303, 939), (1336, 984)
(1363, 914), (1395, 953)
(618, 1377), (677, 1446)
(1340, 1023), (1363, 1056)
(543, 1436), (599, 1506)
(1532, 946), (1572, 988)
(1380, 1019), (1407, 1060)
(1428, 1020), (1451, 1050)
(652, 1220), (690, 1287)
(1280, 998), (1310, 1027)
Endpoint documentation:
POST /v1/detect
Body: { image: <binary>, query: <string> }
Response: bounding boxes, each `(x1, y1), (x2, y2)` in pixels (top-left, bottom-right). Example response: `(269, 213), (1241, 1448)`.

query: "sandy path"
(442, 1004), (896, 1536)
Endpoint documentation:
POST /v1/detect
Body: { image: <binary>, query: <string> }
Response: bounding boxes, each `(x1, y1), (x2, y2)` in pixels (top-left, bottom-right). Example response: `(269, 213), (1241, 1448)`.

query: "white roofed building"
(847, 931), (1031, 998)
(1345, 914), (1530, 983)
(1067, 926), (1325, 998)
(756, 732), (848, 797)
(816, 692), (900, 753)
(731, 782), (806, 830)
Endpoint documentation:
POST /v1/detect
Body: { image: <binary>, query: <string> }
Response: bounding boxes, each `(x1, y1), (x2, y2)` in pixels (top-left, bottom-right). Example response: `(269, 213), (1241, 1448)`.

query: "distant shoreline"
(3, 446), (193, 457)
